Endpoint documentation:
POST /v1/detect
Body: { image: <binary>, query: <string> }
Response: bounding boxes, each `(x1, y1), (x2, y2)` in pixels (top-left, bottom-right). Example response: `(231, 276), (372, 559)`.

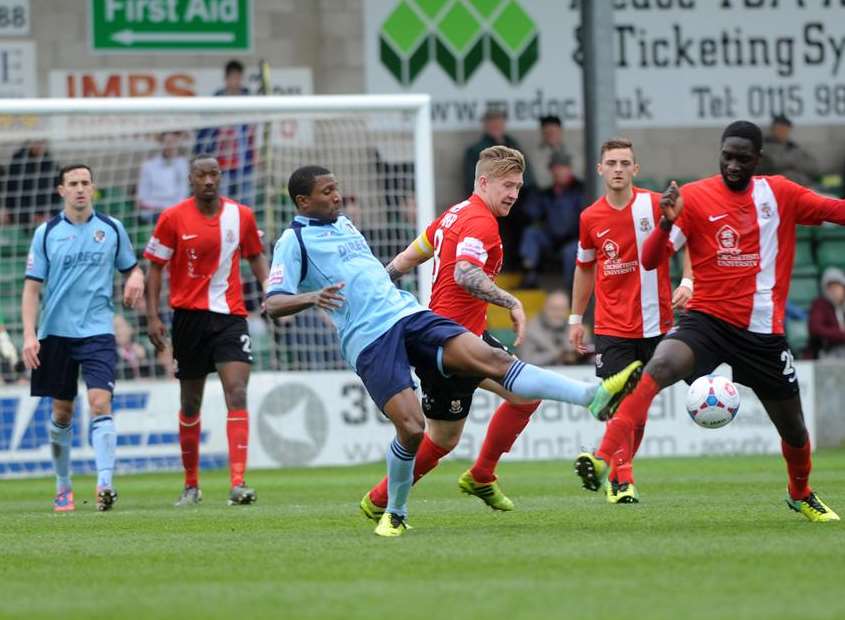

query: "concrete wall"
(22, 0), (845, 212)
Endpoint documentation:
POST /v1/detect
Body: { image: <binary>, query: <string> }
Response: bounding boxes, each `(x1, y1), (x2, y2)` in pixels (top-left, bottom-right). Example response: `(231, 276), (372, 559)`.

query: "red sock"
(179, 411), (201, 488)
(226, 409), (249, 488)
(369, 433), (451, 507)
(470, 400), (540, 483)
(781, 438), (812, 500)
(610, 422), (646, 483)
(596, 373), (660, 483)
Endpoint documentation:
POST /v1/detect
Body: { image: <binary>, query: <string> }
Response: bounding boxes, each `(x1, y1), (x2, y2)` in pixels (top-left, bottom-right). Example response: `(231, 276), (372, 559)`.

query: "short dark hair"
(772, 113), (792, 127)
(539, 115), (562, 127)
(721, 120), (763, 153)
(190, 154), (219, 170)
(599, 138), (634, 161)
(58, 164), (93, 185)
(225, 60), (244, 76)
(288, 165), (332, 207)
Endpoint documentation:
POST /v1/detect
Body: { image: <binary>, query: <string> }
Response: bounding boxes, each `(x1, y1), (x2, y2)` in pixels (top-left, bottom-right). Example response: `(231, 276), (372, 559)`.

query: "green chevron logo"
(379, 0), (539, 86)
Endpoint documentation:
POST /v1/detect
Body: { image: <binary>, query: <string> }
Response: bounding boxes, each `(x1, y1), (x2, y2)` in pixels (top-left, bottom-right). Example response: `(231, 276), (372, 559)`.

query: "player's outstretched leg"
(49, 411), (74, 513)
(89, 392), (118, 512)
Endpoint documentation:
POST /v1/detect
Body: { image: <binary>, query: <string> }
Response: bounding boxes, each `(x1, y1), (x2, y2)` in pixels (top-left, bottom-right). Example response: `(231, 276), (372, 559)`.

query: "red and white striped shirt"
(144, 197), (263, 316)
(576, 189), (674, 338)
(666, 175), (845, 334)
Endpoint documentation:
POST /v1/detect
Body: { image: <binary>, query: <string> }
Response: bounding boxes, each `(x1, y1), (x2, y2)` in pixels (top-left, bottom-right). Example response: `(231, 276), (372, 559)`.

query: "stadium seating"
(815, 225), (845, 272)
(786, 317), (809, 357)
(788, 265), (819, 307)
(794, 226), (815, 268)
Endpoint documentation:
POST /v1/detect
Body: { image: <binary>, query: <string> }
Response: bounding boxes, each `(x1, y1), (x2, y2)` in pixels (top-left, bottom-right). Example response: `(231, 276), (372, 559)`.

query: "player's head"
(597, 138), (638, 193)
(190, 156), (222, 202)
(57, 164), (95, 212)
(719, 121), (762, 191)
(288, 165), (341, 221)
(474, 146), (524, 217)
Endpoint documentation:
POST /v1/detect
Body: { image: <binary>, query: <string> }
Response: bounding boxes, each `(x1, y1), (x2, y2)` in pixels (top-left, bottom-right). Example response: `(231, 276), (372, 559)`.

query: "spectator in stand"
(518, 151), (586, 289)
(114, 314), (148, 380)
(463, 109), (535, 195)
(758, 114), (820, 188)
(194, 59), (256, 205)
(807, 266), (845, 359)
(524, 115), (574, 189)
(4, 139), (60, 226)
(519, 290), (586, 366)
(136, 132), (190, 223)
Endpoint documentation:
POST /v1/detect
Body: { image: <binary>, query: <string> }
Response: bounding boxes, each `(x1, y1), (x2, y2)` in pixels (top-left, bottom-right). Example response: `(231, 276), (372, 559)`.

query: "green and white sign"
(90, 0), (252, 52)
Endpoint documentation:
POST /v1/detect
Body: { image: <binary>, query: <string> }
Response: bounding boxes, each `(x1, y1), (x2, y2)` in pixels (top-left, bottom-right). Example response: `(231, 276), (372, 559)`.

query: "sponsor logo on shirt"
(708, 213), (728, 222)
(26, 252), (34, 271)
(181, 234), (198, 240)
(456, 236), (488, 263)
(338, 238), (370, 260)
(601, 238), (638, 276)
(596, 228), (610, 238)
(93, 229), (106, 243)
(63, 251), (105, 268)
(715, 224), (759, 267)
(268, 264), (284, 286)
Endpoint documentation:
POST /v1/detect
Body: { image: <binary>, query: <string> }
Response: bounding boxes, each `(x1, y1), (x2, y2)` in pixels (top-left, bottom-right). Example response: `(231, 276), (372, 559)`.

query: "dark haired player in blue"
(21, 164), (144, 512)
(265, 165), (642, 537)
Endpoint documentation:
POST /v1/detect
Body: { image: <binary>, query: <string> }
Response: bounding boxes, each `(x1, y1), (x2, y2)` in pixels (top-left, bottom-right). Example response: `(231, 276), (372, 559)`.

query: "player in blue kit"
(264, 165), (642, 537)
(21, 164), (144, 512)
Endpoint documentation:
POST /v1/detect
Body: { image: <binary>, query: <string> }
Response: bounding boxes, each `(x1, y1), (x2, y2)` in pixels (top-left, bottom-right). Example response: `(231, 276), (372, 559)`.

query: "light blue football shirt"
(25, 211), (138, 339)
(266, 214), (425, 367)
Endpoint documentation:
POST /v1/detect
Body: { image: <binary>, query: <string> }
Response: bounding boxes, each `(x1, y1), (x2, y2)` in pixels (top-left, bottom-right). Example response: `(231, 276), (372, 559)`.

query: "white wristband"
(568, 314), (583, 325)
(680, 277), (693, 291)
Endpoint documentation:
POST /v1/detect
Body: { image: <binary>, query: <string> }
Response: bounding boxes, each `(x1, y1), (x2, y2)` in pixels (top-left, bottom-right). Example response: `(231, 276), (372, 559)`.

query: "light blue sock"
(49, 419), (72, 493)
(385, 437), (416, 518)
(502, 360), (597, 406)
(90, 416), (117, 489)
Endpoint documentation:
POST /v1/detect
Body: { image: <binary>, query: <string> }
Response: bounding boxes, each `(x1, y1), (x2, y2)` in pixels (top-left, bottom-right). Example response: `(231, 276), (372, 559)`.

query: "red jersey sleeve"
(143, 209), (177, 265)
(239, 206), (263, 257)
(770, 176), (845, 226)
(424, 218), (438, 247)
(576, 211), (596, 266)
(454, 214), (499, 268)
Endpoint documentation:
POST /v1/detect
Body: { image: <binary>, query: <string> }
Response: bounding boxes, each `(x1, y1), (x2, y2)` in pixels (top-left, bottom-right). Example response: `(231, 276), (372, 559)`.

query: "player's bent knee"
(225, 384), (248, 410)
(52, 400), (74, 425)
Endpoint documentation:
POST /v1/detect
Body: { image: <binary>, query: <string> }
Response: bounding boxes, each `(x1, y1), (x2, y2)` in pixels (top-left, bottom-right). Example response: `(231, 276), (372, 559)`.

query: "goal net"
(0, 95), (434, 384)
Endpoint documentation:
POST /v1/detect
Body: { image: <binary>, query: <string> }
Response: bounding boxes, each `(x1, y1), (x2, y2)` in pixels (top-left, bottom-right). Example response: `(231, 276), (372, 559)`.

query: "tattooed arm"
(454, 260), (526, 345)
(385, 232), (434, 282)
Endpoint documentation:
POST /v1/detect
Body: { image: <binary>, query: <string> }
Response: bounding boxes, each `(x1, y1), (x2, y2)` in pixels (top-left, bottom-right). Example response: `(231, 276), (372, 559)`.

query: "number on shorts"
(780, 349), (797, 383)
(240, 334), (252, 354)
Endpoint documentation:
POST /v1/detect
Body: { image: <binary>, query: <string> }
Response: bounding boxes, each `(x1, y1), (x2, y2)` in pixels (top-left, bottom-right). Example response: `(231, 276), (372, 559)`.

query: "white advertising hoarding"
(0, 364), (815, 478)
(364, 0), (845, 129)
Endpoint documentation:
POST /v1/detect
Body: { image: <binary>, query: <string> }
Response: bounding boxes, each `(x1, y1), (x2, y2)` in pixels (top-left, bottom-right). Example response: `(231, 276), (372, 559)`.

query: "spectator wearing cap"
(462, 108), (536, 195)
(524, 115), (574, 189)
(758, 114), (820, 188)
(518, 151), (585, 289)
(807, 266), (845, 359)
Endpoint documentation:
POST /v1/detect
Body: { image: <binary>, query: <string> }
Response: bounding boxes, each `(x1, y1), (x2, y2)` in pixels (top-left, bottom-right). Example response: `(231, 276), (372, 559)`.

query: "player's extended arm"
(454, 260), (526, 345)
(20, 279), (42, 370)
(145, 262), (169, 352)
(247, 252), (270, 292)
(671, 247), (694, 310)
(569, 263), (595, 354)
(265, 283), (346, 319)
(123, 265), (145, 309)
(385, 233), (434, 281)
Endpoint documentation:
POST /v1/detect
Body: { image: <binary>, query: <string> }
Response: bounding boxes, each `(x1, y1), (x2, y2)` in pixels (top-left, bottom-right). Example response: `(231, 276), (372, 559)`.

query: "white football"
(685, 375), (741, 429)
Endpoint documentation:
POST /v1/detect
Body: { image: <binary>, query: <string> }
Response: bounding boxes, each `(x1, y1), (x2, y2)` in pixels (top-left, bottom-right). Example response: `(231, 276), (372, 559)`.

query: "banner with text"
(0, 364), (815, 478)
(364, 0), (845, 129)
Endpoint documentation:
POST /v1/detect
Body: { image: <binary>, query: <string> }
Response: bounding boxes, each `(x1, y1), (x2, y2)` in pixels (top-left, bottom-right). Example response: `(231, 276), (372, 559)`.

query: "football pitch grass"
(1, 452), (844, 620)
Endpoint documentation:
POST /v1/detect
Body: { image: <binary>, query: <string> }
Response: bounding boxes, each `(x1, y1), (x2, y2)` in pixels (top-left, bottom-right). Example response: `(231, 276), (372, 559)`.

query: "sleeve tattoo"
(454, 262), (518, 309)
(385, 260), (403, 282)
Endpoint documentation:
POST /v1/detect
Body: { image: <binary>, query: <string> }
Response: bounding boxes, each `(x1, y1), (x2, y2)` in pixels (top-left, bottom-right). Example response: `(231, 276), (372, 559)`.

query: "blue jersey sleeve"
(266, 229), (302, 297)
(112, 217), (138, 273)
(25, 224), (48, 282)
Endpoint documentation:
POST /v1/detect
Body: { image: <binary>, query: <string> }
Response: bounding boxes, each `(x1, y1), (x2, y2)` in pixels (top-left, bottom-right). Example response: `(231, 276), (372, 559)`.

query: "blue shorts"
(355, 311), (467, 411)
(30, 335), (118, 401)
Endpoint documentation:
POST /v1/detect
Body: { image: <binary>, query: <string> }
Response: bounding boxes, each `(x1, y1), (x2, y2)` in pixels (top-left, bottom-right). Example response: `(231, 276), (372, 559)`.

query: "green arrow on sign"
(90, 0), (252, 52)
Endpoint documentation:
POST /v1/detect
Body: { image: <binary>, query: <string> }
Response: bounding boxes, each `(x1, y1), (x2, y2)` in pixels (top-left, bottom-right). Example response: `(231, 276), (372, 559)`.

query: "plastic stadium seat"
(786, 318), (809, 357)
(488, 327), (517, 351)
(793, 226), (815, 268)
(788, 265), (819, 308)
(815, 226), (845, 271)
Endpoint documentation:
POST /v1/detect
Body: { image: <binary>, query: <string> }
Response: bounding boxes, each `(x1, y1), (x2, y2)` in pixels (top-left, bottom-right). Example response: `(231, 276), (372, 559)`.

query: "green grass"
(1, 452), (844, 620)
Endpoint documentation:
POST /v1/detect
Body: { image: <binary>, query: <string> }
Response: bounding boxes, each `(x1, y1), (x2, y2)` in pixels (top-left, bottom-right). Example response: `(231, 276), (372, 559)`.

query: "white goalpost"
(0, 95), (435, 378)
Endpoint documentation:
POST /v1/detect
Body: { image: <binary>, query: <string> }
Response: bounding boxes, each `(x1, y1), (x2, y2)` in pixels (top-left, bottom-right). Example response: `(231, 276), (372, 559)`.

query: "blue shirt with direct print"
(25, 211), (138, 339)
(266, 214), (424, 367)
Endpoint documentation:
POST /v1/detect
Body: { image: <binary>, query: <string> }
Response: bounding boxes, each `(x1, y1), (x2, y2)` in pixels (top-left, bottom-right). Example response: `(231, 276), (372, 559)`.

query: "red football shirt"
(668, 175), (845, 334)
(576, 189), (674, 338)
(144, 197), (263, 316)
(424, 194), (503, 335)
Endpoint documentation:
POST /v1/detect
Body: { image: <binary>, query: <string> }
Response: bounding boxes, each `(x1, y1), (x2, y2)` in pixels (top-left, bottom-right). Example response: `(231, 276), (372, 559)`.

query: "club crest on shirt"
(639, 217), (652, 232)
(225, 229), (235, 243)
(93, 229), (106, 243)
(760, 204), (773, 219)
(449, 400), (463, 415)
